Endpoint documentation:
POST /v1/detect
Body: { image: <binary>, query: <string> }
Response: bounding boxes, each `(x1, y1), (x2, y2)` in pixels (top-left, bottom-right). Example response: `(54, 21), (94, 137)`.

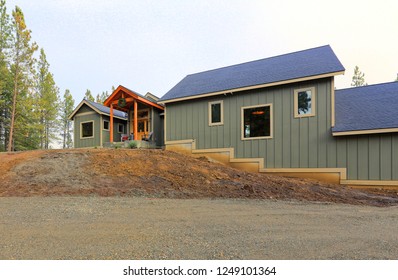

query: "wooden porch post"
(110, 104), (114, 143)
(134, 100), (138, 140)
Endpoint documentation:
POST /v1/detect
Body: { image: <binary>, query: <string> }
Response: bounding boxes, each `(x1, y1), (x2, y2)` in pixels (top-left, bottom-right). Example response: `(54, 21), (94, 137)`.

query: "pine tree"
(96, 91), (109, 104)
(84, 89), (94, 102)
(7, 5), (38, 152)
(35, 48), (59, 149)
(0, 0), (12, 151)
(351, 66), (367, 87)
(61, 89), (74, 148)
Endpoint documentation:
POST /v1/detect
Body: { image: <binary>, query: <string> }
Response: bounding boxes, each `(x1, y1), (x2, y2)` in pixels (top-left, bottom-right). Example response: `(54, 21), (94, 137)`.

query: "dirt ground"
(1, 149), (398, 260)
(0, 148), (398, 206)
(1, 197), (397, 259)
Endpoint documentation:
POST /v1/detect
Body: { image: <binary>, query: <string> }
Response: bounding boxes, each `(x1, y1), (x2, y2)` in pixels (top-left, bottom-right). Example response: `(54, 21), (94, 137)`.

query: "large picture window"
(294, 87), (316, 118)
(81, 121), (94, 138)
(241, 104), (272, 140)
(208, 100), (223, 126)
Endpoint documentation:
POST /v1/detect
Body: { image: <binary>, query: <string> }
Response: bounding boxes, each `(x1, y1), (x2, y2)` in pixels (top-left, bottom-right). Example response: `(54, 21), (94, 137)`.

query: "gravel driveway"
(1, 197), (397, 259)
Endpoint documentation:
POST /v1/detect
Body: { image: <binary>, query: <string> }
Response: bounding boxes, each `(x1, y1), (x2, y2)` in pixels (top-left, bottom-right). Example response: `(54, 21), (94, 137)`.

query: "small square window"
(294, 87), (316, 118)
(103, 120), (109, 130)
(241, 104), (272, 140)
(208, 100), (223, 126)
(81, 121), (94, 138)
(118, 123), (125, 133)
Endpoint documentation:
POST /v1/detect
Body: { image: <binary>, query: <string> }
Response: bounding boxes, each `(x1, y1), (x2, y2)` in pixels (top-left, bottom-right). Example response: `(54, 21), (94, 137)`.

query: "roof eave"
(68, 100), (102, 120)
(332, 127), (398, 136)
(104, 85), (164, 110)
(68, 100), (127, 120)
(160, 71), (345, 104)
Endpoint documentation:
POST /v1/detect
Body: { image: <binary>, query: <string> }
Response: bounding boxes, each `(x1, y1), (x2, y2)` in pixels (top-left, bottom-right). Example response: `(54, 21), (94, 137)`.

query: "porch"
(103, 85), (164, 146)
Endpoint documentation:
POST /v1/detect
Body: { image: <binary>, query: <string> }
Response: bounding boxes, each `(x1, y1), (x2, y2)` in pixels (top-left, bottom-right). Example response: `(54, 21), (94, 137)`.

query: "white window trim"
(241, 103), (273, 141)
(118, 123), (125, 134)
(103, 120), (110, 131)
(294, 87), (316, 118)
(80, 120), (94, 139)
(208, 100), (224, 126)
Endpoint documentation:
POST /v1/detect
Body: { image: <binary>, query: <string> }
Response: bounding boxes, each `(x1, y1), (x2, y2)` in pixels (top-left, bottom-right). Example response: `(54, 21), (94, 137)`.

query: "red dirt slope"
(1, 149), (397, 206)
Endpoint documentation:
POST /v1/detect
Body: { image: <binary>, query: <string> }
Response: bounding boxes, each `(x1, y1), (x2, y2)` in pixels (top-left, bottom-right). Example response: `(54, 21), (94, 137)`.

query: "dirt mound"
(1, 149), (398, 206)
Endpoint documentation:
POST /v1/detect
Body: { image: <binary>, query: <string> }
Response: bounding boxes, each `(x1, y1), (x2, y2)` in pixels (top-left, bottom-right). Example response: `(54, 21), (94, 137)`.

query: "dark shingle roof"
(160, 45), (345, 102)
(86, 100), (127, 119)
(333, 82), (398, 133)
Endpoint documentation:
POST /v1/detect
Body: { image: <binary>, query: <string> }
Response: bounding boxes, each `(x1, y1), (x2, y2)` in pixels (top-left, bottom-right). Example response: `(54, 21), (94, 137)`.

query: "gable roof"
(68, 99), (128, 120)
(104, 85), (164, 110)
(333, 82), (398, 135)
(159, 45), (345, 103)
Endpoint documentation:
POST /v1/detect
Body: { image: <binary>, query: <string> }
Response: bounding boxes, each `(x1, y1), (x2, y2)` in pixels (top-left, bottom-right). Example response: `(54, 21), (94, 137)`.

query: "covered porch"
(103, 85), (164, 145)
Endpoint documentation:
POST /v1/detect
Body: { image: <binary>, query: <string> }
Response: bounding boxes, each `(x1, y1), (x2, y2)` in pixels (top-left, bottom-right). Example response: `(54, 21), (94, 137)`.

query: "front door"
(137, 120), (148, 140)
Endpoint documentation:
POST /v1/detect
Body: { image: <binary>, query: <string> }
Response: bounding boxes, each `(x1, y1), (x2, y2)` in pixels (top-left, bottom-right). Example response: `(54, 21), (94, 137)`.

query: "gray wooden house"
(159, 45), (398, 187)
(68, 99), (128, 148)
(69, 86), (164, 148)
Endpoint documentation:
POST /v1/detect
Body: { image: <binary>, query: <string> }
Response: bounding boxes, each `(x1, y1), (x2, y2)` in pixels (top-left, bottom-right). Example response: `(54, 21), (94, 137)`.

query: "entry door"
(137, 120), (148, 140)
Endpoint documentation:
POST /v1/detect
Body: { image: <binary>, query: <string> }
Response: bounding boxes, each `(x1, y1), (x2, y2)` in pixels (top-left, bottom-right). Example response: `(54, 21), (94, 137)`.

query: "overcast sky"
(5, 0), (398, 102)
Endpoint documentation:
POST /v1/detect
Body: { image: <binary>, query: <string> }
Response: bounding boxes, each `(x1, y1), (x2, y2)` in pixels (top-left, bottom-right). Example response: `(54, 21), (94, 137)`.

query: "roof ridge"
(336, 81), (398, 91)
(186, 45), (331, 77)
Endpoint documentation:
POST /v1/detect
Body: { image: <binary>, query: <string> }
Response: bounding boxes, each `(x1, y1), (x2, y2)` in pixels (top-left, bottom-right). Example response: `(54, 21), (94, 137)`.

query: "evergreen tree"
(0, 0), (12, 151)
(96, 91), (109, 104)
(84, 89), (94, 102)
(7, 5), (38, 151)
(35, 48), (59, 149)
(61, 89), (74, 149)
(351, 66), (367, 87)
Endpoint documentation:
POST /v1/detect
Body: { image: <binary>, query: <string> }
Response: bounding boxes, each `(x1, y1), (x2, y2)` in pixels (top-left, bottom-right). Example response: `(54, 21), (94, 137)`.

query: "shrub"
(128, 141), (137, 149)
(114, 143), (122, 149)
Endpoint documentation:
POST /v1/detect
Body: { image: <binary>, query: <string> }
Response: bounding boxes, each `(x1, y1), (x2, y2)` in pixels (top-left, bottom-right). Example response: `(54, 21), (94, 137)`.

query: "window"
(103, 120), (109, 130)
(208, 100), (223, 126)
(118, 123), (125, 134)
(294, 87), (316, 118)
(241, 104), (272, 140)
(81, 121), (94, 138)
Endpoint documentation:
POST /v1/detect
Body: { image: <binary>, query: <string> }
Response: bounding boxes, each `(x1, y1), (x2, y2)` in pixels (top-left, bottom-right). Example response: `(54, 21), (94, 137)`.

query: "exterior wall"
(336, 133), (398, 181)
(153, 108), (164, 147)
(101, 115), (127, 144)
(165, 77), (398, 182)
(73, 113), (101, 148)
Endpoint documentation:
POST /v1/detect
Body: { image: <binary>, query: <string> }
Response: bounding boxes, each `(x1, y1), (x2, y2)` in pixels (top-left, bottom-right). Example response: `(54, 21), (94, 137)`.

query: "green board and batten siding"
(165, 77), (398, 181)
(73, 112), (101, 148)
(101, 115), (126, 145)
(73, 104), (127, 148)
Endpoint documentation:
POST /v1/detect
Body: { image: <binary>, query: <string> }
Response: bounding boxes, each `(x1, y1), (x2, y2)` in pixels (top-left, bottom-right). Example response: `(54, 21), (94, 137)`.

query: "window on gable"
(294, 87), (316, 118)
(103, 120), (109, 130)
(241, 104), (272, 140)
(208, 100), (224, 126)
(81, 121), (94, 138)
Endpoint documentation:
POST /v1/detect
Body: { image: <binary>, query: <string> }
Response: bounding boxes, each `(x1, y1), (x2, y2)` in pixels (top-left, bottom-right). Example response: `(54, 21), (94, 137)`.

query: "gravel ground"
(1, 197), (397, 260)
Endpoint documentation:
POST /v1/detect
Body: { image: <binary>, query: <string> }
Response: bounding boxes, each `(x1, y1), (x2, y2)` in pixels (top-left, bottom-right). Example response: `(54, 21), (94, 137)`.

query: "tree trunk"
(7, 77), (18, 152)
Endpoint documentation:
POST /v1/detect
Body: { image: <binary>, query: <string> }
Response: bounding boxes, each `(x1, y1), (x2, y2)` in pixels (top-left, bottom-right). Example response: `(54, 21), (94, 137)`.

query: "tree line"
(0, 1), (75, 151)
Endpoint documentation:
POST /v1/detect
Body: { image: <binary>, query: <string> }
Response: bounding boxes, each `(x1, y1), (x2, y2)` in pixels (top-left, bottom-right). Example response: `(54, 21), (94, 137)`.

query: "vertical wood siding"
(165, 77), (398, 181)
(73, 114), (101, 148)
(101, 116), (126, 145)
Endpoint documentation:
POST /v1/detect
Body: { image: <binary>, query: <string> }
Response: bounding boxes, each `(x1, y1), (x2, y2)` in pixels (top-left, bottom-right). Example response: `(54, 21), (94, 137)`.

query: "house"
(69, 85), (164, 148)
(159, 45), (398, 187)
(68, 99), (128, 148)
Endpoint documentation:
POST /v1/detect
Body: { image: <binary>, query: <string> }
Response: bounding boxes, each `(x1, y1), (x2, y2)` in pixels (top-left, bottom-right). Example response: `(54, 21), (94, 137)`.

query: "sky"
(4, 0), (398, 103)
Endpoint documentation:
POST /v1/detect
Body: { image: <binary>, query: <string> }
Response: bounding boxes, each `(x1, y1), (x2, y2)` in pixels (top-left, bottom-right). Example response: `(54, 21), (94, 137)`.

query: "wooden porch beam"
(110, 104), (114, 143)
(134, 100), (138, 140)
